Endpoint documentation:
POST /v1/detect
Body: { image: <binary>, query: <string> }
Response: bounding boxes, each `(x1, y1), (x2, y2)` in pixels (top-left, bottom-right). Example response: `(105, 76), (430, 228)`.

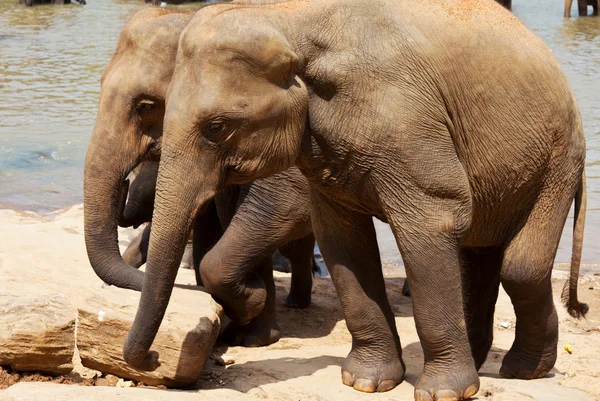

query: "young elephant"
(84, 7), (316, 346)
(123, 1), (589, 400)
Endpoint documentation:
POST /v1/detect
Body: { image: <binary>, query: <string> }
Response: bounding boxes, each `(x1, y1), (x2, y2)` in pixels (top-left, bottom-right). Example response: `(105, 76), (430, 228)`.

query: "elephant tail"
(561, 170), (589, 318)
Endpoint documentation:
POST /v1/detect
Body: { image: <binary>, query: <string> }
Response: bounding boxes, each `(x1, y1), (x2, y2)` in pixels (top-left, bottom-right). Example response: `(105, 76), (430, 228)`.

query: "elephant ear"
(213, 23), (301, 89)
(252, 41), (299, 88)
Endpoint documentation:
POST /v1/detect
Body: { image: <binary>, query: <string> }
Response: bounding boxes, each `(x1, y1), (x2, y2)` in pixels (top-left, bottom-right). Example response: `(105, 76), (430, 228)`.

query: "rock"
(77, 284), (222, 388)
(95, 374), (119, 387)
(115, 378), (133, 388)
(0, 295), (75, 375)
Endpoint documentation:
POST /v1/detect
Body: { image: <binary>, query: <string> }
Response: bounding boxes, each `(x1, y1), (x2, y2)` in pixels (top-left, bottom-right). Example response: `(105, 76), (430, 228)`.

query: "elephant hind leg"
(499, 173), (579, 380)
(461, 246), (503, 370)
(278, 233), (315, 309)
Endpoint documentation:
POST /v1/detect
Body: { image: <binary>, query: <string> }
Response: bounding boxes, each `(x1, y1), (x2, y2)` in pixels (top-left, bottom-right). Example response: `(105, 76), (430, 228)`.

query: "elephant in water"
(122, 1), (589, 400)
(564, 0), (599, 17)
(84, 7), (318, 347)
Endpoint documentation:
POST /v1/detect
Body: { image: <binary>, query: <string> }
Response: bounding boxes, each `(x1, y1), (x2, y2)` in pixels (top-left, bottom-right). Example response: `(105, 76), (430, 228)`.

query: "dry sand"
(0, 204), (598, 400)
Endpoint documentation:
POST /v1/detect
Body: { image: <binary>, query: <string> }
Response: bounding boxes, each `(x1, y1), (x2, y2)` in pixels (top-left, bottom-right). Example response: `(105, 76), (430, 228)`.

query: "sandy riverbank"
(0, 204), (598, 401)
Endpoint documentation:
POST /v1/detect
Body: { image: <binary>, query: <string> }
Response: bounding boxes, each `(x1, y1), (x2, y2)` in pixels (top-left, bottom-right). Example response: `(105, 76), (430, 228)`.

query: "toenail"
(376, 379), (397, 392)
(353, 378), (377, 393)
(434, 389), (459, 401)
(341, 370), (354, 386)
(464, 384), (479, 398)
(415, 389), (434, 401)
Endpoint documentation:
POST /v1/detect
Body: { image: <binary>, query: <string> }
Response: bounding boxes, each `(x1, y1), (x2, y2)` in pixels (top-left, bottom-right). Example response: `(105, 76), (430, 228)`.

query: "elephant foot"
(341, 346), (405, 393)
(499, 345), (556, 379)
(284, 290), (311, 309)
(415, 362), (479, 401)
(222, 315), (281, 347)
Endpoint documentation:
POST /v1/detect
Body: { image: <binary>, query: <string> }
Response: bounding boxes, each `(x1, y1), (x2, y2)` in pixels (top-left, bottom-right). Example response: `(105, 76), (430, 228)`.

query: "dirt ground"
(0, 205), (599, 400)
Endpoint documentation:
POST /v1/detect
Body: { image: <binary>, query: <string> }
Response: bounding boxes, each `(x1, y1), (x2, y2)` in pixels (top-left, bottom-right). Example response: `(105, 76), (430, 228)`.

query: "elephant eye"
(137, 100), (155, 112)
(204, 119), (228, 139)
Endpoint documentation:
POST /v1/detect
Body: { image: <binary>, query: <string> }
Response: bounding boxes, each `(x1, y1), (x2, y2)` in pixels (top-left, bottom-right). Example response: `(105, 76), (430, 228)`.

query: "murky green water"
(0, 0), (598, 262)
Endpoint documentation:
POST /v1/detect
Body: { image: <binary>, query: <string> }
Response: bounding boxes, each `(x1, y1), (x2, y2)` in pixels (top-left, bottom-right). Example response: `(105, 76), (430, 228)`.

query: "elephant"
(564, 0), (599, 17)
(121, 1), (589, 400)
(83, 7), (317, 346)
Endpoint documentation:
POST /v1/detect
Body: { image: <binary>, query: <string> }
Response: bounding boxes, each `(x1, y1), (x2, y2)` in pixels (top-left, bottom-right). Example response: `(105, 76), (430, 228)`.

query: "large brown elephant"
(83, 7), (316, 346)
(565, 0), (599, 17)
(122, 1), (589, 400)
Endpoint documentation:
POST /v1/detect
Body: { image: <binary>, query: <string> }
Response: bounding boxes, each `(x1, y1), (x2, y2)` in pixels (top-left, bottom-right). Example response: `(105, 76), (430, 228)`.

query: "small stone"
(115, 378), (133, 388)
(500, 321), (510, 328)
(214, 355), (235, 366)
(103, 374), (119, 386)
(0, 295), (76, 376)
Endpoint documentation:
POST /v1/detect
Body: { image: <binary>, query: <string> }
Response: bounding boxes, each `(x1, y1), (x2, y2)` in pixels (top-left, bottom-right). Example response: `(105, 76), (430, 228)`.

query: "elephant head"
(123, 9), (308, 369)
(83, 8), (192, 291)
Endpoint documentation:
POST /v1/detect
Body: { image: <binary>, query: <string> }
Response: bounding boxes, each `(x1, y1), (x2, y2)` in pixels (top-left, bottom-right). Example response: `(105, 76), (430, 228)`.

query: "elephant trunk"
(83, 124), (144, 291)
(565, 0), (573, 16)
(123, 153), (216, 370)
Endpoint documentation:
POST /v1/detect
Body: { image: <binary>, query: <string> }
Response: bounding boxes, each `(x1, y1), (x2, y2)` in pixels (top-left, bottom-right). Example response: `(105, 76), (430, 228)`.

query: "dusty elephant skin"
(85, 7), (316, 348)
(122, 160), (317, 347)
(124, 0), (590, 400)
(0, 295), (75, 376)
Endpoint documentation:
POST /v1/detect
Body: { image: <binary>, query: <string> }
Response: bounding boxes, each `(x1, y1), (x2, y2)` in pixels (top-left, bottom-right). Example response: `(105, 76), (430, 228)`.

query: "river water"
(0, 0), (598, 262)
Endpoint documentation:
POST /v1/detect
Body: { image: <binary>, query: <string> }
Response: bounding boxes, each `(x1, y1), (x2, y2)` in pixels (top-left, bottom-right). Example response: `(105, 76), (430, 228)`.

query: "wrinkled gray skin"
(119, 161), (195, 271)
(124, 1), (588, 400)
(120, 159), (318, 309)
(564, 0), (598, 17)
(84, 7), (315, 346)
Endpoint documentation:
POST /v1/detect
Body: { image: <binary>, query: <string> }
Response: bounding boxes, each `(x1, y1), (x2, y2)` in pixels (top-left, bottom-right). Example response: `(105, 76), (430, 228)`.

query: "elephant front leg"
(310, 190), (404, 393)
(385, 192), (479, 400)
(221, 256), (281, 347)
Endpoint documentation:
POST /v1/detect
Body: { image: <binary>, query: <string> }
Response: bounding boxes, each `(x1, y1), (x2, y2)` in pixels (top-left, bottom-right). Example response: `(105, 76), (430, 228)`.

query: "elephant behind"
(84, 7), (319, 346)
